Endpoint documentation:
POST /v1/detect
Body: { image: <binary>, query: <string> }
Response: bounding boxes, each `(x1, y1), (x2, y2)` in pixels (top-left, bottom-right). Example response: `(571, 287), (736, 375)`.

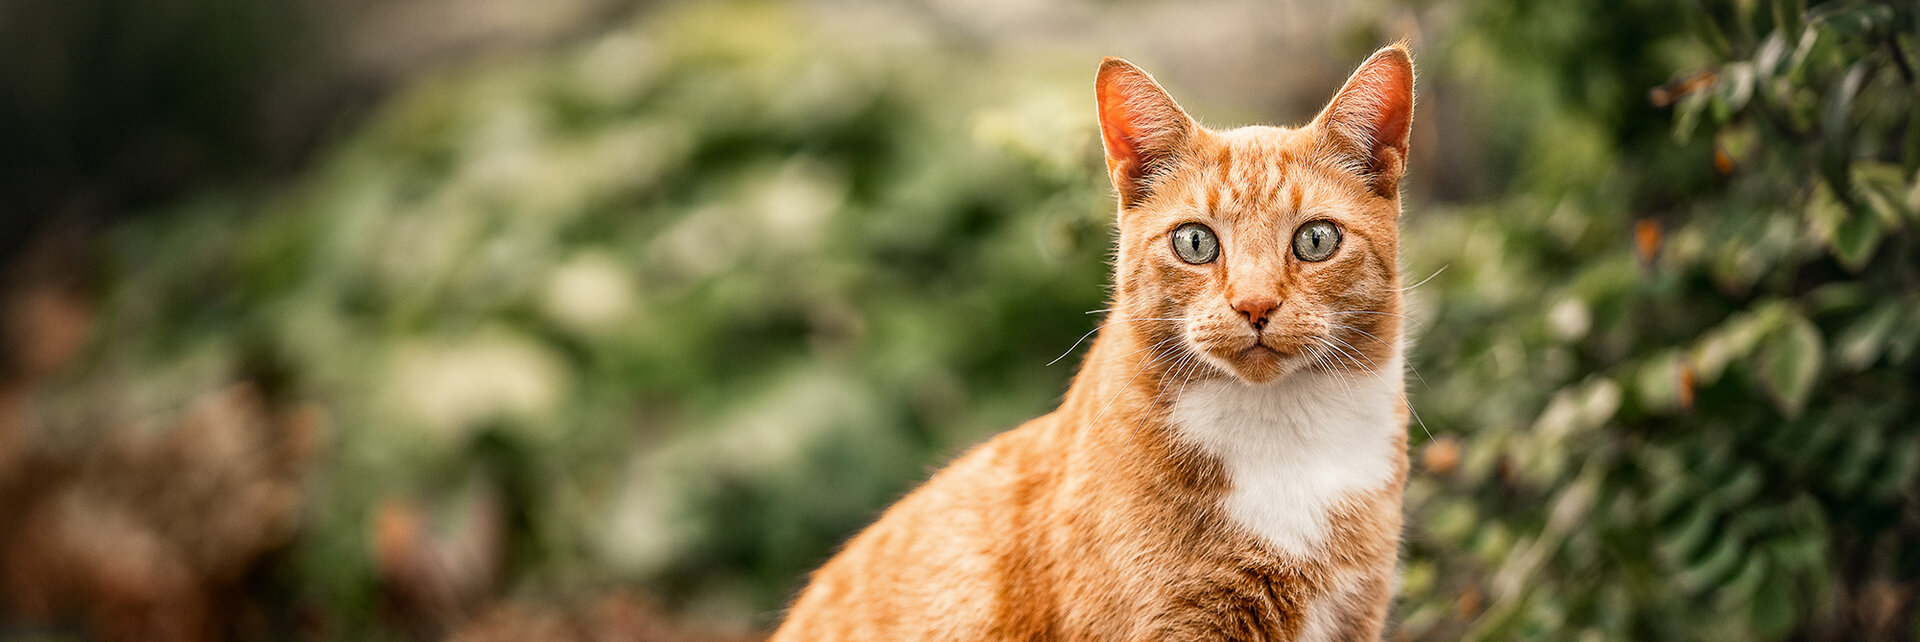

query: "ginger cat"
(774, 46), (1415, 641)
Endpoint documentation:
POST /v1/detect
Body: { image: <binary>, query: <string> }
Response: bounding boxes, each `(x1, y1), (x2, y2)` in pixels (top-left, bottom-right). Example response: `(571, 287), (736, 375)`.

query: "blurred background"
(1, 0), (1916, 639)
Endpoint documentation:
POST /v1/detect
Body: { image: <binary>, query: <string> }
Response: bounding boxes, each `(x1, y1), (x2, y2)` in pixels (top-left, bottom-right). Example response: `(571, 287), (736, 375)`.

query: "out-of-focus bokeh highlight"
(1, 0), (1916, 639)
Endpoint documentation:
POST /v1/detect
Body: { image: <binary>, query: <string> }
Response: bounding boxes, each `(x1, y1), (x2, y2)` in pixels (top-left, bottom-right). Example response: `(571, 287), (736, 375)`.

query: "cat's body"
(774, 47), (1415, 641)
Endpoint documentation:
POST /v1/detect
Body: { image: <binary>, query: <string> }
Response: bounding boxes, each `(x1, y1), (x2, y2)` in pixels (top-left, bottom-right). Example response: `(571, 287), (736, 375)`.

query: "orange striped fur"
(774, 46), (1416, 641)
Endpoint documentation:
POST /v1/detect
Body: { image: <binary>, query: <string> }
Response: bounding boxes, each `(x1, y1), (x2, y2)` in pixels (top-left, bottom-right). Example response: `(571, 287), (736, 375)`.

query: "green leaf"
(1660, 505), (1717, 563)
(1851, 162), (1914, 224)
(1712, 465), (1764, 508)
(1634, 351), (1687, 414)
(1692, 301), (1789, 383)
(1718, 552), (1768, 608)
(1807, 178), (1883, 270)
(1832, 303), (1900, 370)
(1756, 310), (1823, 418)
(1817, 62), (1870, 195)
(1807, 3), (1894, 39)
(1682, 531), (1745, 592)
(1714, 62), (1757, 117)
(1673, 90), (1711, 142)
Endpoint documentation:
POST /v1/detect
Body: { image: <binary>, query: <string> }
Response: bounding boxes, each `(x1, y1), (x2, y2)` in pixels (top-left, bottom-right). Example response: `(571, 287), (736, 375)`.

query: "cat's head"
(1095, 47), (1413, 385)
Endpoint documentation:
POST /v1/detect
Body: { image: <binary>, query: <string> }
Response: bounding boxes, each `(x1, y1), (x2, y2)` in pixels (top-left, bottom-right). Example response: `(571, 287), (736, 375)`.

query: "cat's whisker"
(1308, 340), (1372, 427)
(1049, 323), (1117, 367)
(1170, 351), (1207, 415)
(1326, 310), (1411, 320)
(1329, 321), (1430, 391)
(1085, 298), (1163, 315)
(1321, 333), (1382, 377)
(1097, 326), (1192, 363)
(1144, 351), (1197, 419)
(1084, 335), (1190, 431)
(1315, 335), (1432, 442)
(1309, 338), (1359, 386)
(1393, 264), (1448, 292)
(1103, 345), (1204, 483)
(1049, 316), (1188, 367)
(1325, 325), (1391, 375)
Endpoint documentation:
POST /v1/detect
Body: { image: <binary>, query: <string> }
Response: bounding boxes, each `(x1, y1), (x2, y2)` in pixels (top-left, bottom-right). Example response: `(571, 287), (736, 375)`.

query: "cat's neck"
(1167, 350), (1404, 558)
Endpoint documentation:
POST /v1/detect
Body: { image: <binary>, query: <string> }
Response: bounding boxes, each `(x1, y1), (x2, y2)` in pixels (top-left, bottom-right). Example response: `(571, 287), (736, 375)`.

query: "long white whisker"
(1395, 264), (1448, 292)
(1048, 321), (1119, 366)
(1326, 310), (1411, 320)
(1095, 341), (1203, 483)
(1098, 329), (1190, 363)
(1050, 316), (1188, 367)
(1317, 334), (1432, 441)
(1329, 321), (1430, 391)
(1324, 332), (1383, 377)
(1084, 335), (1190, 431)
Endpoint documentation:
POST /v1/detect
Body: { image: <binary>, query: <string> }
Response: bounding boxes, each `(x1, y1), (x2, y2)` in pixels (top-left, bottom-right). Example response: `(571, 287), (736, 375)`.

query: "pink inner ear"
(1095, 59), (1193, 207)
(1097, 79), (1144, 174)
(1325, 48), (1414, 187)
(1096, 64), (1163, 172)
(1363, 71), (1412, 159)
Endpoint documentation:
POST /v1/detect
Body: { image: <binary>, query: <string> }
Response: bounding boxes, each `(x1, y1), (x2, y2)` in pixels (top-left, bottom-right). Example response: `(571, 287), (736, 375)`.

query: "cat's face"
(1096, 48), (1413, 385)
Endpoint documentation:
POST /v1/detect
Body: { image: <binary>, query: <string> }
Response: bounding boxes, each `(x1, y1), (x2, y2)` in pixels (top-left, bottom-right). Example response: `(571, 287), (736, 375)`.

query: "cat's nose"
(1233, 297), (1279, 331)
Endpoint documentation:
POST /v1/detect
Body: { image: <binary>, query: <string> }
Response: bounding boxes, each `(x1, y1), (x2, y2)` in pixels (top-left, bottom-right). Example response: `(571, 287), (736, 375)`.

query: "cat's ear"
(1313, 45), (1415, 199)
(1096, 58), (1197, 209)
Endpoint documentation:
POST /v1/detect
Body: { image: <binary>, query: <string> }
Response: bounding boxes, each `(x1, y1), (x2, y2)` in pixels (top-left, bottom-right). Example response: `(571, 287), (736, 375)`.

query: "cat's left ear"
(1314, 45), (1415, 200)
(1096, 58), (1197, 209)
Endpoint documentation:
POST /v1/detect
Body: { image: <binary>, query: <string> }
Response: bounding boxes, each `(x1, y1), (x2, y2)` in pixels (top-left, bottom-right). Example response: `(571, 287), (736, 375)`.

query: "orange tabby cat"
(774, 46), (1415, 641)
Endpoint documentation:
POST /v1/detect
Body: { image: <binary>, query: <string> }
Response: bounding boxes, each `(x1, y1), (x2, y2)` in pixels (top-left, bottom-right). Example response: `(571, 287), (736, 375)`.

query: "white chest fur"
(1168, 358), (1403, 559)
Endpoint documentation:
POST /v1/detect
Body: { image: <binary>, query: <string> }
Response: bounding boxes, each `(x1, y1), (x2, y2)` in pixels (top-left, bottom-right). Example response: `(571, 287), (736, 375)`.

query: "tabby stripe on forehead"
(1212, 146), (1234, 212)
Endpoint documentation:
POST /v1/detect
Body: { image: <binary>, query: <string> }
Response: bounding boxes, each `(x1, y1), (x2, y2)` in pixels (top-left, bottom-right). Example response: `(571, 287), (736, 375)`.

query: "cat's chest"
(1167, 365), (1403, 560)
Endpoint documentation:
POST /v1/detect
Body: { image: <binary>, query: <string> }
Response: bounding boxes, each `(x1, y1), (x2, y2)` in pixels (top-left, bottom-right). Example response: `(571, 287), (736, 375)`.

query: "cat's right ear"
(1096, 58), (1196, 209)
(1313, 45), (1415, 200)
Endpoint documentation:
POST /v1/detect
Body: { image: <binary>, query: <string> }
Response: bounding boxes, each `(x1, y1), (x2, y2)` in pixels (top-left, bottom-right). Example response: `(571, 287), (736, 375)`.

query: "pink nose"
(1234, 297), (1278, 330)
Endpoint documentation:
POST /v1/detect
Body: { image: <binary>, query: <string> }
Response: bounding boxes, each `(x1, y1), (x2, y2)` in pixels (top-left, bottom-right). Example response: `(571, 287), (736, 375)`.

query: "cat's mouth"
(1239, 344), (1283, 358)
(1202, 335), (1311, 384)
(1182, 320), (1324, 384)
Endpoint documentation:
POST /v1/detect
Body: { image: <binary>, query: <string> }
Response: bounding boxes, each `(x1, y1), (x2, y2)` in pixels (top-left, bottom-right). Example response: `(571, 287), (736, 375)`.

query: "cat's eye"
(1292, 220), (1342, 262)
(1170, 223), (1219, 264)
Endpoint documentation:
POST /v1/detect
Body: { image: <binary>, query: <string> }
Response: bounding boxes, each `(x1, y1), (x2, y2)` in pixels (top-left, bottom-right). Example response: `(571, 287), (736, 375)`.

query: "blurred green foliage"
(37, 0), (1920, 639)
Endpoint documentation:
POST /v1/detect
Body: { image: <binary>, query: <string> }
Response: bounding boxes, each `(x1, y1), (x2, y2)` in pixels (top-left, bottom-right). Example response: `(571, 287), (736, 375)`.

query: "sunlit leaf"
(1755, 309), (1823, 418)
(1832, 303), (1900, 370)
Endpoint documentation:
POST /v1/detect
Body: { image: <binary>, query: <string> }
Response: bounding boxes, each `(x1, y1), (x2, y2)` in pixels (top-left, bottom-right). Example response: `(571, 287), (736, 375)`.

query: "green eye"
(1292, 220), (1342, 262)
(1170, 223), (1219, 264)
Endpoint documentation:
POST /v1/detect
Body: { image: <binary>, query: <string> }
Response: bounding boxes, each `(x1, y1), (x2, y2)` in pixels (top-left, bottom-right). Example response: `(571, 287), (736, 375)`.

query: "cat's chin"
(1207, 344), (1309, 385)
